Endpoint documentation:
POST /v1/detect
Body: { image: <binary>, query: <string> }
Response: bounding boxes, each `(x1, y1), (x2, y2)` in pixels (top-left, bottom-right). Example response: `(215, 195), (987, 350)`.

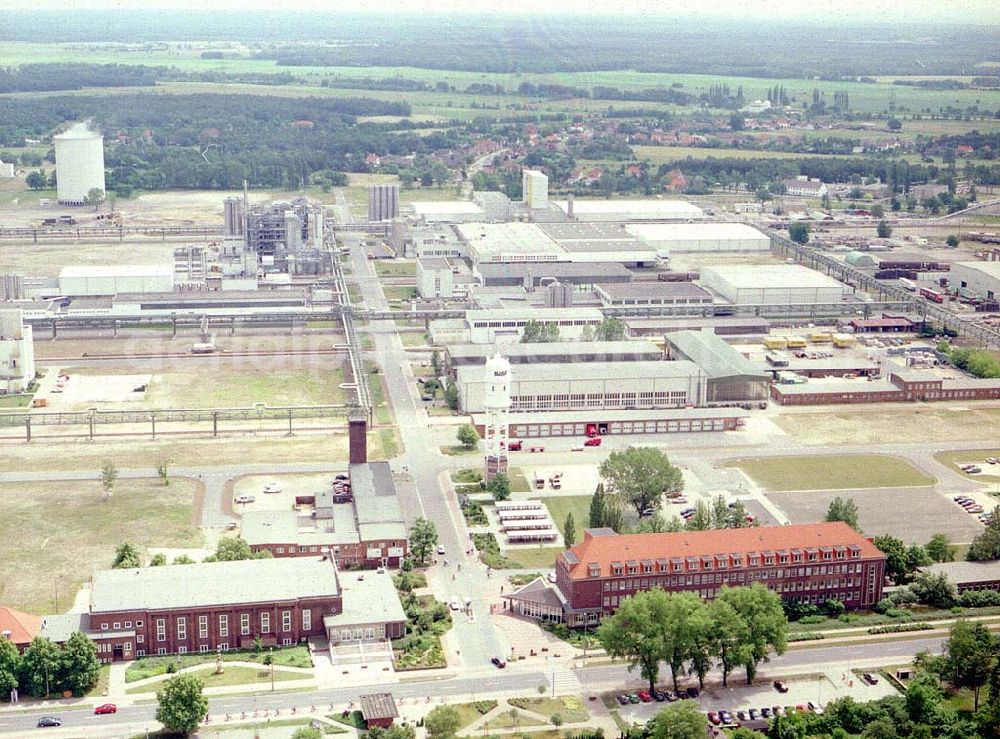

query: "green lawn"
(0, 478), (202, 614)
(400, 332), (429, 347)
(0, 394), (32, 408)
(482, 711), (545, 731)
(375, 261), (417, 278)
(447, 700), (500, 731)
(509, 696), (590, 723)
(71, 365), (347, 409)
(543, 496), (593, 537)
(126, 664), (310, 693)
(507, 547), (564, 569)
(383, 285), (417, 301)
(725, 454), (935, 491)
(125, 645), (312, 682)
(508, 468), (532, 493)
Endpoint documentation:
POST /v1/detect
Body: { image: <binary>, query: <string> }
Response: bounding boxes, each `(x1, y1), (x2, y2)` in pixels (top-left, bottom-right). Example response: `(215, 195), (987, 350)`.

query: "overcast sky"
(0, 0), (995, 24)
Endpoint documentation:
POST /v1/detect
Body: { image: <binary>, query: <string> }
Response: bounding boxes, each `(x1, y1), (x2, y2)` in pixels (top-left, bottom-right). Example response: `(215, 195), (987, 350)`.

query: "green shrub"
(868, 623), (932, 635)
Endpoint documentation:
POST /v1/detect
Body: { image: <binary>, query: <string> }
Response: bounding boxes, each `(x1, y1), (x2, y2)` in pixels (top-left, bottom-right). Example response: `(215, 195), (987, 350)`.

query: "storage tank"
(53, 122), (106, 205)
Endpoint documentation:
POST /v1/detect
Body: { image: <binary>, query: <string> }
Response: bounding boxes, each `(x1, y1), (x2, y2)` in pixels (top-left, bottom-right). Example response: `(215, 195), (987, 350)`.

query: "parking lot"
(231, 472), (346, 512)
(769, 485), (985, 544)
(613, 671), (898, 726)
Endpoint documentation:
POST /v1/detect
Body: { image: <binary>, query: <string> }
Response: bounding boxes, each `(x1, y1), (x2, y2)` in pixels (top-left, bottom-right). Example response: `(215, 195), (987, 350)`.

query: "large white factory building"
(699, 264), (848, 304)
(58, 265), (175, 297)
(53, 123), (106, 206)
(456, 360), (706, 414)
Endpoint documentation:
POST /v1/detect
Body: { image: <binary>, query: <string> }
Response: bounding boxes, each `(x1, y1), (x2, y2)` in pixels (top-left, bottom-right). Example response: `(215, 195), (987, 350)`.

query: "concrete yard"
(769, 486), (985, 544)
(231, 472), (344, 513)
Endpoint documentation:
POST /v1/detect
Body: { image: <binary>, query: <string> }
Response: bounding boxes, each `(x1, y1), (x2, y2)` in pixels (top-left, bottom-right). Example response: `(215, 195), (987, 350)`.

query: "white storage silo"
(54, 123), (106, 206)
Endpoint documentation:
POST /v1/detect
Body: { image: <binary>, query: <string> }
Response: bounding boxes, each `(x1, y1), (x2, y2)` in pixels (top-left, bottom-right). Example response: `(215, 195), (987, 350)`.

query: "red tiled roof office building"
(549, 523), (885, 627)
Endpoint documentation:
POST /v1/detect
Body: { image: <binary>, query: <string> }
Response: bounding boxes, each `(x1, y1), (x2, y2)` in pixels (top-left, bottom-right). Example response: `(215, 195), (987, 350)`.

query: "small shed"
(360, 693), (399, 728)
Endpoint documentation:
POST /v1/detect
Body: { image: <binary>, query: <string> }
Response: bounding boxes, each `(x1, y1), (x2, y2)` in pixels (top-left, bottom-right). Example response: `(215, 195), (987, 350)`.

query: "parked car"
(969, 506), (985, 514)
(637, 691), (652, 702)
(334, 474), (349, 481)
(436, 545), (446, 555)
(987, 457), (998, 465)
(862, 673), (879, 685)
(685, 687), (700, 699)
(490, 656), (506, 668)
(736, 710), (748, 722)
(616, 695), (629, 706)
(234, 494), (255, 504)
(225, 522), (238, 531)
(449, 597), (460, 610)
(773, 706), (785, 717)
(807, 701), (823, 714)
(748, 708), (759, 720)
(761, 707), (772, 718)
(94, 704), (117, 715)
(670, 498), (688, 505)
(584, 437), (602, 447)
(663, 691), (678, 702)
(262, 483), (281, 494)
(37, 717), (62, 727)
(719, 710), (733, 725)
(968, 466), (983, 474)
(507, 440), (523, 451)
(955, 496), (972, 503)
(707, 712), (721, 726)
(652, 690), (666, 702)
(773, 680), (789, 693)
(627, 694), (640, 704)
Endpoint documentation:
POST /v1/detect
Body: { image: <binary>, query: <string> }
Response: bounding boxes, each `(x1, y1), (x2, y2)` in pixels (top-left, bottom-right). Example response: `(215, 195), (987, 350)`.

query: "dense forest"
(0, 93), (460, 191)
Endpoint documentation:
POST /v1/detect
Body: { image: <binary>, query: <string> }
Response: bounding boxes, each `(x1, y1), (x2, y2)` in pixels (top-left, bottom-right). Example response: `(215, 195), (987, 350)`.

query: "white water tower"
(483, 353), (512, 480)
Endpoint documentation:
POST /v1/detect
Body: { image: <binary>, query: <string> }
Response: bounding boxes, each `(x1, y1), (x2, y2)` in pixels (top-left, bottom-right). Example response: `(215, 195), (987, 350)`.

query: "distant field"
(634, 145), (851, 162)
(0, 477), (202, 614)
(2, 43), (997, 118)
(725, 454), (935, 491)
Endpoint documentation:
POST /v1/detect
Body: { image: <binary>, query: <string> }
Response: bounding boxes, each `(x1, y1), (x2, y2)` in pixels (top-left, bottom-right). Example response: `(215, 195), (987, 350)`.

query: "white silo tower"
(483, 353), (512, 481)
(53, 122), (106, 206)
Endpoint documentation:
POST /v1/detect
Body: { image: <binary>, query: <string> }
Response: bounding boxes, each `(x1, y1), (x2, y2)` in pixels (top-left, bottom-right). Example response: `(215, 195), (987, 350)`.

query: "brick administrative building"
(506, 523), (885, 626)
(37, 557), (406, 661)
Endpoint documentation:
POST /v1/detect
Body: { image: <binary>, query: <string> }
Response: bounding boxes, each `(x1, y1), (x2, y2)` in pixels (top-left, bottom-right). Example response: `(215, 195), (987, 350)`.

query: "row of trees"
(597, 584), (788, 692)
(111, 536), (271, 570)
(0, 632), (100, 699)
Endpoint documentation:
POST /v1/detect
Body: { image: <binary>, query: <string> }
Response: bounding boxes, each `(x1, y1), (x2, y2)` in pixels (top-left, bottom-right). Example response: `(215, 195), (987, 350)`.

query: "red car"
(637, 690), (652, 702)
(584, 437), (602, 447)
(707, 712), (721, 725)
(94, 704), (117, 715)
(507, 440), (523, 451)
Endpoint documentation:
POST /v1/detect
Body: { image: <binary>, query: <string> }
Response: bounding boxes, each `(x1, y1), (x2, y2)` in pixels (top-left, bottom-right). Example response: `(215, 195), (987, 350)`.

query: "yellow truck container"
(809, 332), (833, 343)
(832, 333), (857, 348)
(785, 336), (807, 349)
(764, 336), (788, 350)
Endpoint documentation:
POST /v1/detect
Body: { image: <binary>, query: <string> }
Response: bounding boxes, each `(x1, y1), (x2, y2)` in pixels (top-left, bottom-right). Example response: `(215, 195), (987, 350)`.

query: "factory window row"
(510, 391), (686, 412)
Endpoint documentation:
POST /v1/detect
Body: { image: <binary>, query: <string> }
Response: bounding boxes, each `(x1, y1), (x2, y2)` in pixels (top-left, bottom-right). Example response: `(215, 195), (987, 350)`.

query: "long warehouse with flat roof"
(625, 222), (771, 252)
(456, 360), (706, 413)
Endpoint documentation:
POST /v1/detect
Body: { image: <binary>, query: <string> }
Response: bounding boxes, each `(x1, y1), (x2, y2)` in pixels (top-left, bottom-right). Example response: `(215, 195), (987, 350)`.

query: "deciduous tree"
(599, 446), (683, 517)
(19, 637), (61, 697)
(596, 588), (667, 693)
(0, 636), (20, 699)
(59, 631), (101, 696)
(487, 473), (510, 501)
(100, 461), (119, 501)
(718, 584), (787, 684)
(424, 705), (462, 739)
(456, 424), (479, 449)
(926, 533), (955, 563)
(409, 518), (438, 565)
(647, 700), (708, 739)
(825, 497), (861, 531)
(564, 513), (577, 547)
(112, 541), (142, 569)
(156, 674), (208, 735)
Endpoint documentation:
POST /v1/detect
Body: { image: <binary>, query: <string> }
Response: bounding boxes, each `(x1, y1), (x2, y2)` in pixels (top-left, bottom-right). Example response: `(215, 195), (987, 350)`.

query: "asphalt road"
(0, 635), (951, 737)
(347, 238), (509, 669)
